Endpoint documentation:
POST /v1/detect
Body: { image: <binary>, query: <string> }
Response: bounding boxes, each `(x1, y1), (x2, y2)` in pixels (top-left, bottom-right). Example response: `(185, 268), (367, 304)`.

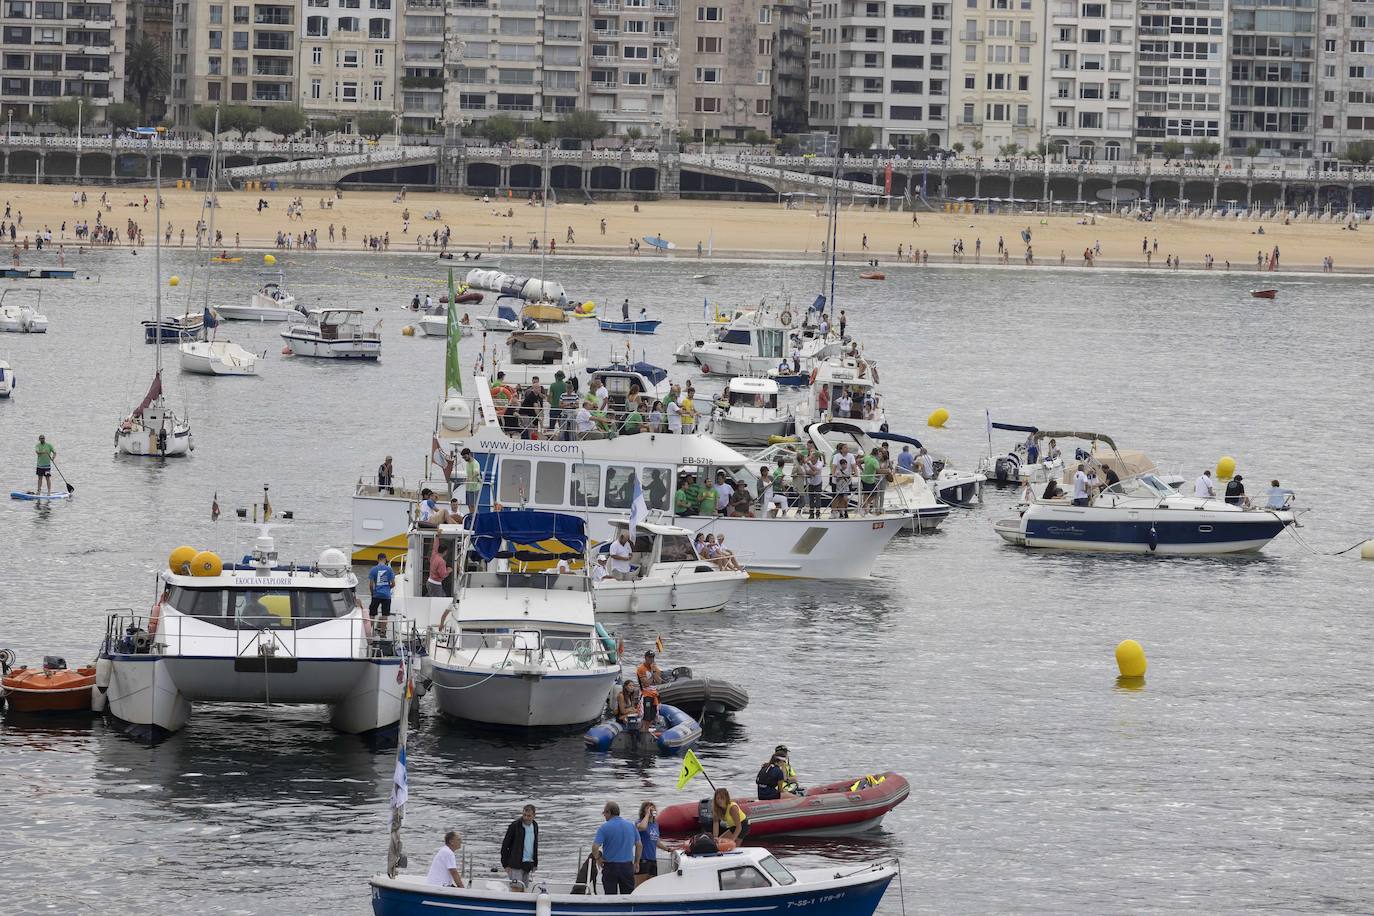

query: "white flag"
(629, 474), (648, 539)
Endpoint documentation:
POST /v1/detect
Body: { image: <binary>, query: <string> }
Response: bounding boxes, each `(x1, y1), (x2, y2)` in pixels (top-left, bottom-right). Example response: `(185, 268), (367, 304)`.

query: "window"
(208, 56), (222, 75)
(755, 98), (771, 115)
(369, 17), (390, 39)
(642, 468), (671, 510)
(370, 0), (391, 6)
(233, 31), (249, 50)
(604, 466), (634, 509)
(694, 96), (720, 112)
(623, 70), (646, 86)
(624, 45), (648, 59)
(208, 81), (222, 100)
(695, 66), (719, 83)
(570, 464), (600, 508)
(499, 460), (532, 504)
(696, 36), (720, 52)
(312, 46), (322, 65)
(374, 48), (385, 67)
(964, 74), (975, 89)
(341, 49), (360, 68)
(340, 80), (358, 102)
(1017, 75), (1029, 91)
(310, 77), (321, 99)
(534, 462), (566, 506)
(209, 30), (223, 50)
(209, 5), (223, 23)
(372, 79), (384, 101)
(759, 37), (772, 55)
(696, 6), (721, 21)
(233, 4), (248, 22)
(759, 5), (771, 22)
(305, 15), (327, 36)
(338, 16), (360, 31)
(719, 867), (771, 892)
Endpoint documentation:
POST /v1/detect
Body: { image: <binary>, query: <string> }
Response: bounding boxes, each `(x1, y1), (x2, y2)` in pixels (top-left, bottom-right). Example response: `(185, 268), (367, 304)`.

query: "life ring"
(491, 385), (515, 415)
(808, 367), (818, 385)
(779, 309), (793, 327)
(700, 363), (711, 375)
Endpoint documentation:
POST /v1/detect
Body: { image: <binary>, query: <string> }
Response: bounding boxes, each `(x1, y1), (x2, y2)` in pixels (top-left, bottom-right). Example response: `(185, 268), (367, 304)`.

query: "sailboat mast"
(153, 149), (163, 376)
(539, 143), (549, 288)
(202, 114), (221, 324)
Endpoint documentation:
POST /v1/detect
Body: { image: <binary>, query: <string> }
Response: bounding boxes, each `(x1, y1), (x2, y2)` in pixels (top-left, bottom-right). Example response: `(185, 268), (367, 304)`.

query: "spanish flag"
(676, 749), (704, 791)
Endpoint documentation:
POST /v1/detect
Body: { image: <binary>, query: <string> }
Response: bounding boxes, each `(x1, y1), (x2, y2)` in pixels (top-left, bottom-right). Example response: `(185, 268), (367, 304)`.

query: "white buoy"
(1361, 540), (1374, 561)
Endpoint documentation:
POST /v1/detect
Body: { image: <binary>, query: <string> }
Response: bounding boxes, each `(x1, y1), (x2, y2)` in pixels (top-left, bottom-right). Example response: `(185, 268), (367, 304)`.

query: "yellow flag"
(676, 749), (703, 790)
(655, 635), (665, 655)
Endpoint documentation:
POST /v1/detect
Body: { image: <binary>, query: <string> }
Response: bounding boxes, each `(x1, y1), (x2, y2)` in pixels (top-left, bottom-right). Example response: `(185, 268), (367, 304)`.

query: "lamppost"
(76, 98), (83, 182)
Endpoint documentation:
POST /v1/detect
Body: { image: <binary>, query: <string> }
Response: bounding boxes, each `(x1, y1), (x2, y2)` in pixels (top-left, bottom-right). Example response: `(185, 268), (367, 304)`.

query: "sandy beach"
(1, 181), (1367, 273)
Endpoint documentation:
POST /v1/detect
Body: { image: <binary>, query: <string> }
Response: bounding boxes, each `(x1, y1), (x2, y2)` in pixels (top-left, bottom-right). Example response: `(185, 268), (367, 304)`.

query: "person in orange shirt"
(636, 650), (664, 721)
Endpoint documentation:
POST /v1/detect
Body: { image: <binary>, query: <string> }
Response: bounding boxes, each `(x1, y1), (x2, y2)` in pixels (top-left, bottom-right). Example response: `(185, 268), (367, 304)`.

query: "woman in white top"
(667, 399), (683, 433)
(758, 466), (788, 517)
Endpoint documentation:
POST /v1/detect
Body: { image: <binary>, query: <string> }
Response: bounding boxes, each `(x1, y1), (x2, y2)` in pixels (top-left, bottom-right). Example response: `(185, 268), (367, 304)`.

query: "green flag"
(676, 749), (704, 790)
(445, 268), (463, 395)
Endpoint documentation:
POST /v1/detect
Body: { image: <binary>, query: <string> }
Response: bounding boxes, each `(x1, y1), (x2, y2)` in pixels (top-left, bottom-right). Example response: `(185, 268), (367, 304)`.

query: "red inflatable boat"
(656, 772), (909, 839)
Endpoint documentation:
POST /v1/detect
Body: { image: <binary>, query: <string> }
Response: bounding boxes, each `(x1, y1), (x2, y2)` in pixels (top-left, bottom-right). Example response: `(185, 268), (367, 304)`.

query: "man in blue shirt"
(368, 553), (395, 634)
(592, 801), (641, 895)
(499, 804), (539, 890)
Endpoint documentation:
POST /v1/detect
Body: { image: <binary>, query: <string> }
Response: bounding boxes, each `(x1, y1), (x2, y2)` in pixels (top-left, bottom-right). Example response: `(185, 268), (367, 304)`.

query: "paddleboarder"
(34, 434), (55, 495)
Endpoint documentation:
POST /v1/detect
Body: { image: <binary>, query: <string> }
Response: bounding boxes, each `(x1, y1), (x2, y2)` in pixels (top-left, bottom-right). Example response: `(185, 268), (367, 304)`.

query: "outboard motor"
(695, 799), (714, 832)
(42, 655), (68, 671)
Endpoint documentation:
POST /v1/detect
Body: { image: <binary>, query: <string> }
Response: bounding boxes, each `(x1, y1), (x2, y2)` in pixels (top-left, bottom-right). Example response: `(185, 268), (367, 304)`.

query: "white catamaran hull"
(428, 663), (616, 727)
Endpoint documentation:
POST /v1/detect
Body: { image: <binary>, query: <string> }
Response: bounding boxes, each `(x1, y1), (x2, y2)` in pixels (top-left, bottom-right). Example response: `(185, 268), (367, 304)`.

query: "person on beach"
(592, 802), (641, 895)
(499, 805), (539, 891)
(427, 831), (465, 888)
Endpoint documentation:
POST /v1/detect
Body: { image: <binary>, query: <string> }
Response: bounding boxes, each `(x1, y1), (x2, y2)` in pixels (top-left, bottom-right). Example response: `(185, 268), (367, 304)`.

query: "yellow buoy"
(168, 275), (180, 287)
(264, 253), (277, 266)
(927, 407), (950, 429)
(1361, 539), (1374, 560)
(1115, 639), (1147, 678)
(168, 545), (198, 574)
(1216, 455), (1236, 480)
(190, 550), (223, 577)
(579, 301), (595, 314)
(401, 325), (415, 336)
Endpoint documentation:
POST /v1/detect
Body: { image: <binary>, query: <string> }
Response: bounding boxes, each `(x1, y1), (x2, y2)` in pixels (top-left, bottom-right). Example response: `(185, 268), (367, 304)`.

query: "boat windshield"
(757, 855), (797, 887)
(660, 534), (699, 562)
(1103, 473), (1173, 499)
(168, 586), (355, 629)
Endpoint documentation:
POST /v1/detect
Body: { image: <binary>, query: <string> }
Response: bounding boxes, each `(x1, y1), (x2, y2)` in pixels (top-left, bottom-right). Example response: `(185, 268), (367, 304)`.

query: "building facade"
(1314, 0), (1374, 161)
(810, 0), (951, 152)
(169, 0), (300, 122)
(1043, 0), (1135, 160)
(1, 0), (127, 121)
(675, 0), (774, 141)
(1226, 0), (1315, 156)
(298, 0), (399, 129)
(1132, 0), (1226, 155)
(586, 0), (675, 137)
(950, 0), (1044, 153)
(771, 0), (809, 135)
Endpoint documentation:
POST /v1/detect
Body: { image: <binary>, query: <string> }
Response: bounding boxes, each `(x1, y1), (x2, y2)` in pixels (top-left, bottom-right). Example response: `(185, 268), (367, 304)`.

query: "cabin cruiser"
(475, 302), (524, 332)
(216, 278), (297, 321)
(417, 306), (474, 338)
(594, 519), (748, 613)
(712, 376), (793, 446)
(143, 311), (203, 343)
(587, 360), (672, 409)
(0, 289), (48, 333)
(792, 355), (887, 434)
(351, 381), (908, 579)
(481, 328), (584, 386)
(96, 532), (412, 742)
(281, 307), (381, 359)
(425, 510), (620, 728)
(691, 303), (838, 377)
(994, 433), (1296, 554)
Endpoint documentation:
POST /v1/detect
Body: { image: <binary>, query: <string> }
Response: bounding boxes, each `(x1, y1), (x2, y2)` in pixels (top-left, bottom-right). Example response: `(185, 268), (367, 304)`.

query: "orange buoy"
(281, 345), (293, 355)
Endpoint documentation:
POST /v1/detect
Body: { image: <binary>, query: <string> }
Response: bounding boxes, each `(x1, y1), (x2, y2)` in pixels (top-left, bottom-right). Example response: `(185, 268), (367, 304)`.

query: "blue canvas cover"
(469, 510), (587, 561)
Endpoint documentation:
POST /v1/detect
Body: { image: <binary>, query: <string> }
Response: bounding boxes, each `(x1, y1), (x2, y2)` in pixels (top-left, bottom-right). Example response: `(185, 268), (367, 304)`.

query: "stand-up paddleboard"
(643, 235), (676, 250)
(10, 491), (72, 501)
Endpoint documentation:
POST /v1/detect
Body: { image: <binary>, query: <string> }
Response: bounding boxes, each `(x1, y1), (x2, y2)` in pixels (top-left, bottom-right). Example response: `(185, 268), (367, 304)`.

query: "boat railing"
(355, 472), (426, 500)
(101, 609), (418, 660)
(435, 629), (613, 670)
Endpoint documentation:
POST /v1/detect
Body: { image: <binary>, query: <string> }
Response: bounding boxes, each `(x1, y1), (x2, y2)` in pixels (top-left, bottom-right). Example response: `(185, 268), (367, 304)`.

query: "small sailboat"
(118, 156), (192, 457)
(0, 289), (48, 333)
(216, 276), (297, 321)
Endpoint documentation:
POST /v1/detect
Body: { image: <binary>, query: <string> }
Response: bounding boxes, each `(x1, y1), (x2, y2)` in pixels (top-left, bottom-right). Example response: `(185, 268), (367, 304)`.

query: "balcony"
(1015, 31), (1037, 43)
(960, 30), (982, 41)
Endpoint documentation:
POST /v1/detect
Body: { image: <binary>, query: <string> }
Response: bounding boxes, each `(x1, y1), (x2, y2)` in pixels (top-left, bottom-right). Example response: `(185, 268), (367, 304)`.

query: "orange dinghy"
(2, 656), (95, 714)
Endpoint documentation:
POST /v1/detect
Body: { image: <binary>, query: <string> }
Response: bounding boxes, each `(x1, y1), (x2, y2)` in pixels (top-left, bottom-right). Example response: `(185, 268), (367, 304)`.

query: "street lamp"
(77, 98), (83, 157)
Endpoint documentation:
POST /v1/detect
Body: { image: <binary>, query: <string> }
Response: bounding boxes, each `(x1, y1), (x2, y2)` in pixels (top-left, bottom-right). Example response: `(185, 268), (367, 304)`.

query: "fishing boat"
(1250, 288), (1278, 299)
(426, 510), (621, 728)
(0, 289), (48, 333)
(598, 316), (662, 335)
(97, 531), (413, 742)
(656, 773), (911, 839)
(370, 846), (899, 915)
(0, 358), (13, 397)
(118, 158), (193, 458)
(1, 654), (95, 714)
(281, 307), (382, 359)
(216, 277), (297, 321)
(993, 431), (1296, 554)
(593, 519), (748, 614)
(691, 303), (838, 377)
(712, 377), (793, 446)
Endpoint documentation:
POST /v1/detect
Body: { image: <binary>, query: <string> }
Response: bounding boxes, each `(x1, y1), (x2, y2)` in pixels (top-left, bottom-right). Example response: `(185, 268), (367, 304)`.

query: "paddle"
(50, 458), (74, 494)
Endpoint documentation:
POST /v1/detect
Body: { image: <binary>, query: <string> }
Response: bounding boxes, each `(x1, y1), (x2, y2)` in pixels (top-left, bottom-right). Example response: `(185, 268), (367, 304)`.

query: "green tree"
(743, 129), (770, 146)
(220, 104), (260, 139)
(49, 97), (84, 134)
(260, 105), (307, 138)
(1344, 139), (1374, 165)
(312, 116), (343, 136)
(192, 105), (221, 135)
(527, 119), (556, 145)
(1160, 139), (1185, 160)
(951, 141), (965, 156)
(624, 126), (643, 142)
(557, 109), (608, 142)
(1033, 141), (1049, 158)
(354, 110), (394, 140)
(777, 134), (800, 154)
(848, 125), (875, 151)
(676, 128), (695, 147)
(479, 115), (519, 143)
(125, 37), (170, 121)
(971, 140), (984, 155)
(999, 142), (1020, 158)
(105, 101), (140, 130)
(1191, 139), (1221, 160)
(1245, 143), (1261, 159)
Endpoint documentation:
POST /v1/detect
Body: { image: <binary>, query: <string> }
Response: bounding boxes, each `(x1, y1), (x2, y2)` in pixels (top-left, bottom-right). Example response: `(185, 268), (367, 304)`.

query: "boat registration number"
(789, 892), (846, 907)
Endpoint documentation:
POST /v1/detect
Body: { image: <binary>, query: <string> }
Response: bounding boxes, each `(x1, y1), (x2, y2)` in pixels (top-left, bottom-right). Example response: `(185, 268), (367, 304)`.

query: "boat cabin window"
(510, 337), (564, 365)
(719, 328), (750, 345)
(168, 586), (353, 628)
(499, 459), (532, 505)
(643, 467), (672, 509)
(718, 865), (773, 891)
(605, 466), (635, 509)
(599, 374), (638, 407)
(755, 328), (785, 359)
(660, 534), (698, 562)
(535, 461), (566, 505)
(570, 463), (601, 508)
(729, 390), (777, 409)
(757, 855), (797, 887)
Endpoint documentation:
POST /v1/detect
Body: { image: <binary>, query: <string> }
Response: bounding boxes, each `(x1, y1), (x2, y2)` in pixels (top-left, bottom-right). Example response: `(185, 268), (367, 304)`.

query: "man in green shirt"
(621, 403), (643, 436)
(461, 447), (482, 513)
(34, 434), (55, 495)
(548, 371), (567, 438)
(860, 449), (880, 514)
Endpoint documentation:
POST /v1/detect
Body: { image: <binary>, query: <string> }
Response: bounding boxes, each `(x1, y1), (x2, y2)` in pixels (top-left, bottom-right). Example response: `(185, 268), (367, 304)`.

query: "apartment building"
(587, 0), (675, 137)
(810, 0), (951, 151)
(398, 0), (442, 132)
(1043, 0), (1135, 160)
(0, 0), (127, 121)
(1315, 0), (1374, 160)
(772, 0), (809, 134)
(675, 0), (774, 140)
(128, 0), (174, 61)
(169, 0), (300, 122)
(1226, 0), (1315, 156)
(1133, 0), (1225, 155)
(950, 0), (1044, 153)
(298, 0), (399, 128)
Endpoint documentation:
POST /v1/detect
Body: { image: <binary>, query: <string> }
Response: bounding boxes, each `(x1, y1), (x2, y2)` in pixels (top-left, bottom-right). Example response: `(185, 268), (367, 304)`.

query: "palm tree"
(125, 37), (170, 122)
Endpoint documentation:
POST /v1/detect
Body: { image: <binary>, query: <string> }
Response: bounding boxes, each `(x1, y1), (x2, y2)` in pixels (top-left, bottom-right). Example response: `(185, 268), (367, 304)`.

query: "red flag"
(431, 436), (454, 478)
(884, 163), (893, 196)
(211, 492), (220, 521)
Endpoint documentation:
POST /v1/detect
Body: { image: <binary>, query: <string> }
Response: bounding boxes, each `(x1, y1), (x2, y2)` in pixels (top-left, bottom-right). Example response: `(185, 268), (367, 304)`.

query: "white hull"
(418, 316), (474, 338)
(217, 302), (295, 322)
(595, 570), (745, 613)
(282, 334), (381, 359)
(429, 663), (616, 727)
(476, 316), (518, 332)
(178, 340), (259, 376)
(713, 415), (791, 446)
(116, 418), (193, 457)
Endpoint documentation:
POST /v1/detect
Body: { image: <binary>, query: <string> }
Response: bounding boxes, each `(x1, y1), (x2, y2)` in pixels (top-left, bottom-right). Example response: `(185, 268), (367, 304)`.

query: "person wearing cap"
(774, 744), (803, 795)
(591, 554), (609, 583)
(1224, 474), (1249, 508)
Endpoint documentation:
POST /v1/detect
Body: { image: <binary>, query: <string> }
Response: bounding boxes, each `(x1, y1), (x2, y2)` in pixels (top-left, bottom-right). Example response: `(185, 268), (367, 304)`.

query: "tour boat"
(97, 531), (412, 742)
(691, 303), (838, 377)
(370, 846), (899, 916)
(1250, 288), (1278, 299)
(657, 772), (911, 839)
(0, 358), (13, 397)
(281, 307), (382, 359)
(216, 278), (297, 321)
(593, 519), (748, 614)
(0, 289), (48, 333)
(2, 654), (95, 714)
(425, 511), (621, 728)
(712, 376), (793, 446)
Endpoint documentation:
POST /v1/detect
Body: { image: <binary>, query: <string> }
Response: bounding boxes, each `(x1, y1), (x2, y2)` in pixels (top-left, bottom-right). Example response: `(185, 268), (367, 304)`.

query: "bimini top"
(871, 429), (924, 449)
(1034, 429), (1119, 451)
(726, 376), (779, 395)
(469, 510), (587, 561)
(990, 421), (1038, 433)
(587, 361), (669, 385)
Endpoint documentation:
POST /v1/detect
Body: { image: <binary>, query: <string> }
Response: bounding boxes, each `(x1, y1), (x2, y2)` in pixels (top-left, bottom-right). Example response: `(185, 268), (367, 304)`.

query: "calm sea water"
(1, 249), (1371, 914)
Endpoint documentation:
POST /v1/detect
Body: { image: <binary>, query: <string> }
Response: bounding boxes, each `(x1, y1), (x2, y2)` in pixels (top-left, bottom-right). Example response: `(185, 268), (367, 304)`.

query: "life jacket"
(849, 774), (886, 792)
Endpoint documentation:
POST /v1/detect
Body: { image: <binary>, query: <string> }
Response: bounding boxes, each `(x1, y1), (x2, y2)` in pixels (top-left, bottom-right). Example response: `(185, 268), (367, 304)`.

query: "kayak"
(656, 772), (910, 838)
(10, 490), (71, 500)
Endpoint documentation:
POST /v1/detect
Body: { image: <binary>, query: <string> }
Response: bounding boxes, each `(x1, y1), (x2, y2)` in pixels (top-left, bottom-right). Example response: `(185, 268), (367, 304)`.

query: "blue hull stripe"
(1025, 517), (1285, 546)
